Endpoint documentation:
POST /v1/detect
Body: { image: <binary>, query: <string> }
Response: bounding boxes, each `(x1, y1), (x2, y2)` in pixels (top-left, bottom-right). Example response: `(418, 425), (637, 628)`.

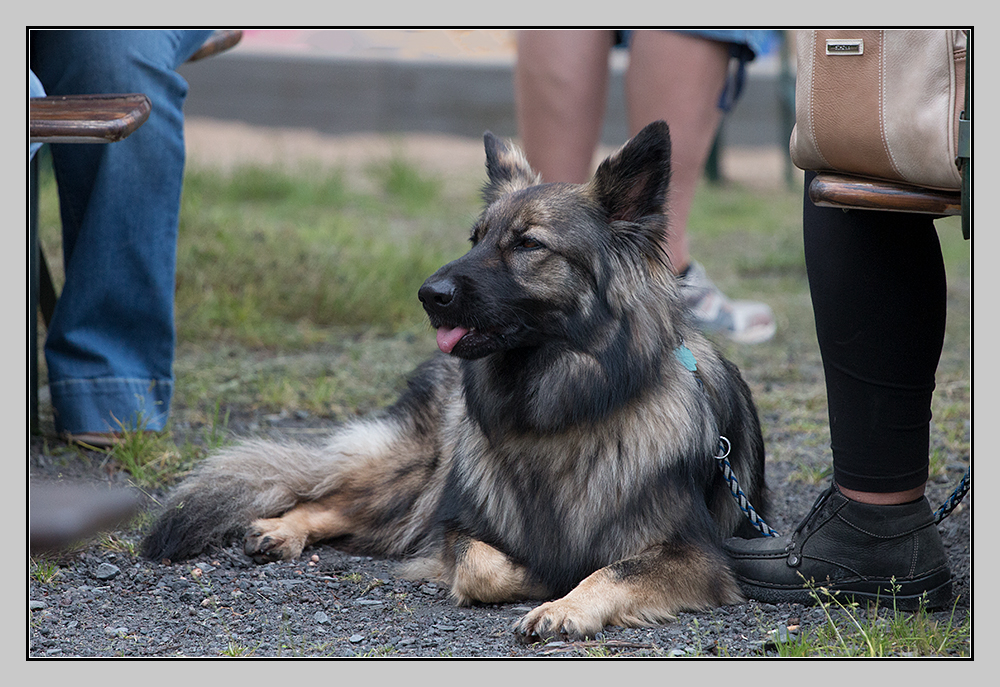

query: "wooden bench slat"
(29, 94), (152, 144)
(809, 173), (961, 217)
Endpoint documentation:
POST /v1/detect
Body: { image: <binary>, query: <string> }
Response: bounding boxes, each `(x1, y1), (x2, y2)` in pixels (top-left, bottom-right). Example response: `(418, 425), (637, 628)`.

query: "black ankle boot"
(722, 484), (952, 610)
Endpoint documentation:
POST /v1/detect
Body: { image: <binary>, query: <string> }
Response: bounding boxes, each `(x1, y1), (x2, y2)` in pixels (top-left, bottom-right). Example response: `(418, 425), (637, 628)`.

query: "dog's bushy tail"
(141, 408), (424, 562)
(140, 437), (331, 561)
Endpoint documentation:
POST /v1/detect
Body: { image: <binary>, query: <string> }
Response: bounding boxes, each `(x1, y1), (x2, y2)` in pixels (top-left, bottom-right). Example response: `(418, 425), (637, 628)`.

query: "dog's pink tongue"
(436, 326), (470, 354)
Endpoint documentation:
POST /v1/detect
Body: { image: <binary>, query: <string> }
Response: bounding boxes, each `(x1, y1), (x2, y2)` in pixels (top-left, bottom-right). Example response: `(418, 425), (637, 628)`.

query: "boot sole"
(737, 569), (953, 611)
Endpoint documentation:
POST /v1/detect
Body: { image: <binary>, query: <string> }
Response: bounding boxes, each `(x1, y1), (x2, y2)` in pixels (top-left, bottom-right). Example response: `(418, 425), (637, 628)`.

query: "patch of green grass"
(96, 532), (138, 557)
(787, 462), (833, 486)
(104, 415), (199, 490)
(85, 405), (236, 491)
(690, 180), (802, 238)
(30, 558), (60, 584)
(220, 642), (257, 657)
(935, 215), (971, 279)
(356, 644), (398, 657)
(172, 159), (466, 348)
(369, 152), (444, 212)
(171, 330), (436, 422)
(772, 580), (970, 657)
(928, 448), (950, 481)
(199, 398), (233, 453)
(689, 180), (805, 285)
(35, 154), (469, 353)
(359, 577), (387, 595)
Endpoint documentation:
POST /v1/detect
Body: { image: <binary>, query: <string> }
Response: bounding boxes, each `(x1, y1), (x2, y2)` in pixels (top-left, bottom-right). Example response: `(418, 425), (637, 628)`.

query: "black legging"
(803, 172), (948, 493)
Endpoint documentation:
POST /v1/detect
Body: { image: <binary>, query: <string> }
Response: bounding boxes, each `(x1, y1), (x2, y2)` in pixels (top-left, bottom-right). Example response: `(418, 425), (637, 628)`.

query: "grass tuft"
(770, 578), (971, 657)
(30, 558), (61, 584)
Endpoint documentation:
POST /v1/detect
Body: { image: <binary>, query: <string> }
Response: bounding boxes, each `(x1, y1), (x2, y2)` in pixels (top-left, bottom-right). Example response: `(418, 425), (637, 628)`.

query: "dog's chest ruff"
(440, 402), (716, 594)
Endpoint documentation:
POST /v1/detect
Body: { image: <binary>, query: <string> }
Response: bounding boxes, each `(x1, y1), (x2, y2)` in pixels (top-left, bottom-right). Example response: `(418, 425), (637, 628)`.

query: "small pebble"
(94, 563), (120, 581)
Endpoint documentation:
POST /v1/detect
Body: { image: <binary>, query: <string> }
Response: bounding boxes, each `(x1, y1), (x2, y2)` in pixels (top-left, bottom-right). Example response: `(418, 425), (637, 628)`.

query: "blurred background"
(178, 28), (797, 189)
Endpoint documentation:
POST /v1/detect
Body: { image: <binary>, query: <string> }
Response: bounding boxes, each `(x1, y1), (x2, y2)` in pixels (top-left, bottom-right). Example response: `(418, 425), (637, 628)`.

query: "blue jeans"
(31, 30), (214, 434)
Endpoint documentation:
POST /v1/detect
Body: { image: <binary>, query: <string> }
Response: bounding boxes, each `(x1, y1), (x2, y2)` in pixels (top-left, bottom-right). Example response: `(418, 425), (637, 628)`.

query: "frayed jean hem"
(49, 377), (173, 434)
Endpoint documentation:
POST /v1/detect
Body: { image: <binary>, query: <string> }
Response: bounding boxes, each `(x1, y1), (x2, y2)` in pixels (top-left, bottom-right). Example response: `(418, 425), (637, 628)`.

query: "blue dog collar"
(674, 345), (698, 373)
(674, 344), (704, 389)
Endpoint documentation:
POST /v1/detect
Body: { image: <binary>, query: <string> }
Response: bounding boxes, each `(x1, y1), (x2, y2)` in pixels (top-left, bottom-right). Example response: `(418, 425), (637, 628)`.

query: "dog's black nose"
(418, 277), (458, 311)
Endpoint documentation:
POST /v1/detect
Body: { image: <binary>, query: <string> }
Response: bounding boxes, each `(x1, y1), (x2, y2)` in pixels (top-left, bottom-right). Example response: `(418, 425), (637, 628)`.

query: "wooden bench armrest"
(29, 93), (152, 144)
(809, 173), (962, 217)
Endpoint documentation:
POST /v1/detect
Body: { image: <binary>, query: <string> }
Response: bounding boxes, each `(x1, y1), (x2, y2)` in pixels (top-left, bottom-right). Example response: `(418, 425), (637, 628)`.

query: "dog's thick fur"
(142, 121), (767, 641)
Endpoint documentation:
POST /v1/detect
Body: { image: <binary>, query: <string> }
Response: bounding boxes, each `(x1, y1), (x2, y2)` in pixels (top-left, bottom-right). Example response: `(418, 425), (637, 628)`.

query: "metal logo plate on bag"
(825, 39), (864, 55)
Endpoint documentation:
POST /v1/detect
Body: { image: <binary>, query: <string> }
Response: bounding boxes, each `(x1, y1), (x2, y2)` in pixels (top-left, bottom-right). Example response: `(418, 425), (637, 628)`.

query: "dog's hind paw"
(243, 518), (306, 563)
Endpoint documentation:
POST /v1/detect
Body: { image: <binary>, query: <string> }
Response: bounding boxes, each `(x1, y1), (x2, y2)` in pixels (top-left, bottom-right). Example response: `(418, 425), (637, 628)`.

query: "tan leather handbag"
(790, 29), (967, 191)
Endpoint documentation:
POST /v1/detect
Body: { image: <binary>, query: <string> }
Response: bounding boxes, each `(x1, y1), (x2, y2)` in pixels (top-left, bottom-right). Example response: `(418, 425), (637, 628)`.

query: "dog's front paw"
(243, 518), (306, 563)
(513, 599), (604, 644)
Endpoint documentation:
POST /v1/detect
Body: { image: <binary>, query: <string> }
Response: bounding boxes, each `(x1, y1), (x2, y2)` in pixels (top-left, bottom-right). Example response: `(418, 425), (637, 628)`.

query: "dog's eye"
(516, 237), (545, 251)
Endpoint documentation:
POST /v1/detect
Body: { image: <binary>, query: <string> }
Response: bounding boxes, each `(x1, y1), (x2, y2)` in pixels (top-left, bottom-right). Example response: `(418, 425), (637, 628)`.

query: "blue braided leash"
(715, 436), (777, 537)
(933, 469), (972, 524)
(715, 434), (972, 537)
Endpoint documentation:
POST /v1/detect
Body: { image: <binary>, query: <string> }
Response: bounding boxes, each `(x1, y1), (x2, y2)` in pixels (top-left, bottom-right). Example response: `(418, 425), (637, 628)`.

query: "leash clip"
(715, 435), (731, 460)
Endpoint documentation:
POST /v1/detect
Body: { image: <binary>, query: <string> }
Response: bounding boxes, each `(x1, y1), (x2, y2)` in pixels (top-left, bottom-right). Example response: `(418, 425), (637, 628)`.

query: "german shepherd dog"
(142, 121), (767, 642)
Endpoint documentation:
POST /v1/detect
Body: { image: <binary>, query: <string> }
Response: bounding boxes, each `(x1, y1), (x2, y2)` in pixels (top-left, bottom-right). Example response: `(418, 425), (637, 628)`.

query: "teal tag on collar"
(674, 345), (698, 373)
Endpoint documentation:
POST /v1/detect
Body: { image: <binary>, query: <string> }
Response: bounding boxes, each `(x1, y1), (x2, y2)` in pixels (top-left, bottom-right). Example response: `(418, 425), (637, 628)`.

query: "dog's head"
(418, 121), (674, 360)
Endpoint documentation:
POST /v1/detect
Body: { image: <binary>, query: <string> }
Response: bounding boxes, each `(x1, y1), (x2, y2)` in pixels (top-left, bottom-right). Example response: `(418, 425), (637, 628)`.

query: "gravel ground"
(28, 413), (971, 659)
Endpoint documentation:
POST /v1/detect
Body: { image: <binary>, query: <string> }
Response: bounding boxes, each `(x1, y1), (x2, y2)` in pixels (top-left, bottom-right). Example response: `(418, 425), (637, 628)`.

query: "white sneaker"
(679, 261), (776, 344)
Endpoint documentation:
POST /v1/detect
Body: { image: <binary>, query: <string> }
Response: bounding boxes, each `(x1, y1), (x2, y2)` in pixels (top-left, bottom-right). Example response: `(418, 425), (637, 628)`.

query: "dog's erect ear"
(589, 120), (672, 224)
(481, 132), (541, 205)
